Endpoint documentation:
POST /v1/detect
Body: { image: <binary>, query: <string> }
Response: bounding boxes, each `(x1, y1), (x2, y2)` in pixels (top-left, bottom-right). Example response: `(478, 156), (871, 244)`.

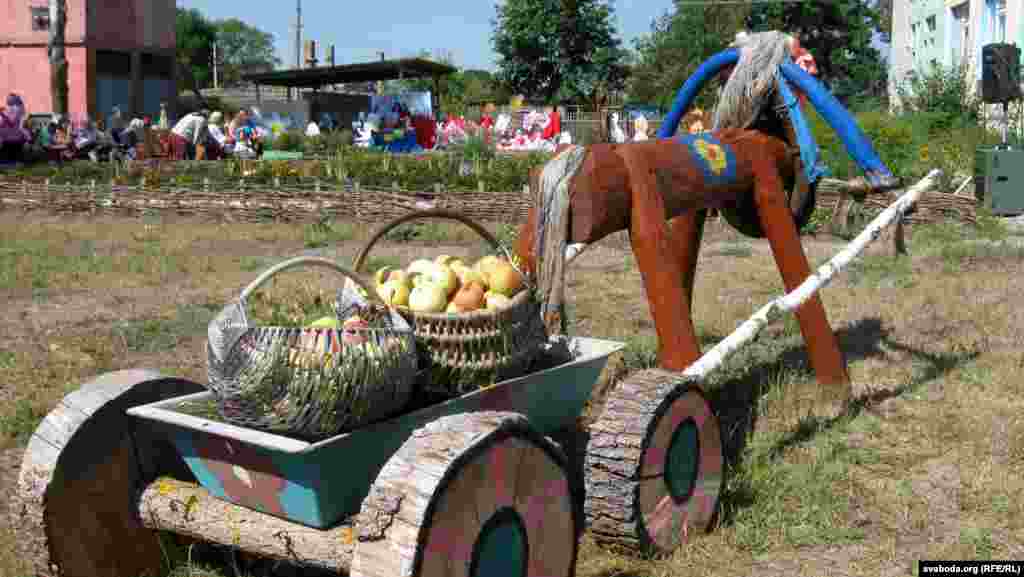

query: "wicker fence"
(0, 178), (534, 224)
(0, 176), (979, 227)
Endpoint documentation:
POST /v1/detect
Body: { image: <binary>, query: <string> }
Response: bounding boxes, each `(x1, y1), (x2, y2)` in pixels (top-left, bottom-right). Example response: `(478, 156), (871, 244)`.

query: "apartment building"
(0, 0), (176, 120)
(889, 0), (1022, 105)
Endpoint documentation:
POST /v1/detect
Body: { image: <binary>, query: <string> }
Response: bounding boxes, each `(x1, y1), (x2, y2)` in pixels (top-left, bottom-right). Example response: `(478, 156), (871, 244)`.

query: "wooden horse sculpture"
(513, 32), (901, 397)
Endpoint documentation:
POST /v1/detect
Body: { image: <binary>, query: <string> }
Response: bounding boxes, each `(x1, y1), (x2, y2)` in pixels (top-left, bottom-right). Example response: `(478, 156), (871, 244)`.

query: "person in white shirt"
(170, 109), (208, 160)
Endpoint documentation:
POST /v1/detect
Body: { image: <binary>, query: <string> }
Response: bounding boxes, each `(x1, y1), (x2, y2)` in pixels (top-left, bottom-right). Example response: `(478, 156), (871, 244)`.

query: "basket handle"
(239, 255), (383, 306)
(352, 209), (510, 273)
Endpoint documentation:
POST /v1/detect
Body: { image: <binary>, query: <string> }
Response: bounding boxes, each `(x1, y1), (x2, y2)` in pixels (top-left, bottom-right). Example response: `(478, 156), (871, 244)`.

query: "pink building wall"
(0, 46), (89, 115)
(0, 0), (175, 118)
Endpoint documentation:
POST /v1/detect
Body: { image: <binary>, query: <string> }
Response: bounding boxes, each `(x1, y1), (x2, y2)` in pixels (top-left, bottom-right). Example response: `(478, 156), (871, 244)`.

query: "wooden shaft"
(138, 477), (354, 572)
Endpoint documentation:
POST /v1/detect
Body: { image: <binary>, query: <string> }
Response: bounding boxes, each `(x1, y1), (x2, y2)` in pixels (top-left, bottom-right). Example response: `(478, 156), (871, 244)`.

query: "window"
(30, 6), (49, 31)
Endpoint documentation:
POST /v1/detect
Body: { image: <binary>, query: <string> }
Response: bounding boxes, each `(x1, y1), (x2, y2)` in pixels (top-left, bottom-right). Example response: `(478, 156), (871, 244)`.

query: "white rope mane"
(712, 30), (795, 131)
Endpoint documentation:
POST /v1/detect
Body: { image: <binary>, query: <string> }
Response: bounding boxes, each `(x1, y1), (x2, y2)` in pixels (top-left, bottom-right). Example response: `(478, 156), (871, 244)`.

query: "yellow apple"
(475, 255), (504, 278)
(374, 266), (394, 287)
(487, 262), (523, 297)
(485, 291), (513, 311)
(377, 279), (411, 307)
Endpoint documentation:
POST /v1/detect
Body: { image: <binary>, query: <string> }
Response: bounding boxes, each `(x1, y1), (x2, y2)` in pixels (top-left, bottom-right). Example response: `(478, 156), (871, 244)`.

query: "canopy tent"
(241, 58), (456, 89)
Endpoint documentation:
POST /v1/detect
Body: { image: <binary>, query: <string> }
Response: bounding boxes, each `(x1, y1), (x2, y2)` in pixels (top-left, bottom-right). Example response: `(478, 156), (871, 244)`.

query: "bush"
(270, 130), (305, 152)
(894, 62), (982, 133)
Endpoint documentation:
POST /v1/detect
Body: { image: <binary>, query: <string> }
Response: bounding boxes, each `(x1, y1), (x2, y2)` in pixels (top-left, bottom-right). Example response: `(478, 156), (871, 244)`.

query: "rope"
(712, 31), (795, 131)
(534, 145), (588, 337)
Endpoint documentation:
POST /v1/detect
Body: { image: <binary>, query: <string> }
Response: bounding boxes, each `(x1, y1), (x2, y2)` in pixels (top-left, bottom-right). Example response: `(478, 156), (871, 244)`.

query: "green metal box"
(975, 147), (1024, 215)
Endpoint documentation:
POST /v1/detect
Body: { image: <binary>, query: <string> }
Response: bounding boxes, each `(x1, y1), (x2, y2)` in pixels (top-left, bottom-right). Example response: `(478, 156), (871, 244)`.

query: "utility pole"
(294, 0), (303, 69)
(48, 0), (68, 115)
(212, 42), (218, 89)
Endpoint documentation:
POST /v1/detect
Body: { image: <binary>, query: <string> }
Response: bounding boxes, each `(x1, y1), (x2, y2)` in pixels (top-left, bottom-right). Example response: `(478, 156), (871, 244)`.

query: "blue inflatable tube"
(657, 48), (896, 184)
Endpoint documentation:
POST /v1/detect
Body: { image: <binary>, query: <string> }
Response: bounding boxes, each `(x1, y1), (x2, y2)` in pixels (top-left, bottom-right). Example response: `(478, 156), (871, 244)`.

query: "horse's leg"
(668, 210), (707, 317)
(751, 160), (851, 397)
(620, 150), (702, 371)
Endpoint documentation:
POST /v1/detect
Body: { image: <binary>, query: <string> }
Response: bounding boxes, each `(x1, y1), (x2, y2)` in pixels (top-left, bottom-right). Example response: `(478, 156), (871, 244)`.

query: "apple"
(374, 266), (394, 287)
(408, 282), (448, 313)
(422, 262), (459, 296)
(485, 291), (513, 311)
(475, 255), (504, 278)
(308, 316), (341, 329)
(452, 282), (486, 312)
(387, 269), (412, 287)
(435, 254), (458, 267)
(407, 258), (436, 277)
(377, 278), (411, 307)
(487, 262), (523, 297)
(453, 263), (487, 289)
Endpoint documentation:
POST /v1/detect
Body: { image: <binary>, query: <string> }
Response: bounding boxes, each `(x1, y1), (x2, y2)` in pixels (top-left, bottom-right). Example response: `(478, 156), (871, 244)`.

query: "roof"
(242, 58), (457, 88)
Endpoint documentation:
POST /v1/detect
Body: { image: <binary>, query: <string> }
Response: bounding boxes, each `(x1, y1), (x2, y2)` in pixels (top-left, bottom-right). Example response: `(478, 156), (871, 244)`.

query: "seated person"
(0, 93), (30, 163)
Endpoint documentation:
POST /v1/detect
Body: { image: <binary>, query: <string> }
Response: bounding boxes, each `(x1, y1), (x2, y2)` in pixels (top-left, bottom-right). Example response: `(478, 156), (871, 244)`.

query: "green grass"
(845, 254), (916, 289)
(0, 238), (112, 292)
(112, 303), (220, 353)
(0, 398), (47, 445)
(303, 220), (357, 249)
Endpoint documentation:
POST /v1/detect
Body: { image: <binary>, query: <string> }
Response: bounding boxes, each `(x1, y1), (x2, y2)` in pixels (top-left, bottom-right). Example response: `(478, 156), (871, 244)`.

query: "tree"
(48, 0), (69, 115)
(491, 0), (628, 106)
(213, 19), (280, 87)
(386, 51), (510, 116)
(747, 0), (887, 103)
(176, 8), (217, 98)
(627, 2), (750, 110)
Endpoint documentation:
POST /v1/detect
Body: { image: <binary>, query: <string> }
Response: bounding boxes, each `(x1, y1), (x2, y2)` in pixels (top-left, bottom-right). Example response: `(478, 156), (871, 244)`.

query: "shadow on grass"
(711, 316), (979, 529)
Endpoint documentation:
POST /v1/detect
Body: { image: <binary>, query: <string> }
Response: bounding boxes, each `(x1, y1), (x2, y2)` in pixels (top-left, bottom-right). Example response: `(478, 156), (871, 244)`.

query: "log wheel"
(12, 369), (204, 577)
(584, 368), (723, 555)
(352, 411), (578, 577)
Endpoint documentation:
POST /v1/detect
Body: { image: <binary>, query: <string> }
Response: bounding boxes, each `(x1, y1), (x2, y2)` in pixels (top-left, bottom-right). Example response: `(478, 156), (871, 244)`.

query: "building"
(0, 0), (176, 121)
(889, 0), (1022, 105)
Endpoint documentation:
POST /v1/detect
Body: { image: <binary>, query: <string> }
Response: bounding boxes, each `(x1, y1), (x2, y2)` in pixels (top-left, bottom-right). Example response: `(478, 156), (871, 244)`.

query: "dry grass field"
(0, 209), (1022, 577)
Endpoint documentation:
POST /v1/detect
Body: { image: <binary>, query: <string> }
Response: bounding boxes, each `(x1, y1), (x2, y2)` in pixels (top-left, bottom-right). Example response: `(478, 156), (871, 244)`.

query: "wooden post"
(203, 177), (210, 194)
(478, 180), (485, 193)
(315, 178), (321, 194)
(354, 181), (361, 220)
(434, 183), (441, 195)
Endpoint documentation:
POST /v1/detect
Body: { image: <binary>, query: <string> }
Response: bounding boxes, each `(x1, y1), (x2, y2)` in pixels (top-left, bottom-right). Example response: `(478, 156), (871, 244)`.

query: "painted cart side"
(127, 336), (623, 529)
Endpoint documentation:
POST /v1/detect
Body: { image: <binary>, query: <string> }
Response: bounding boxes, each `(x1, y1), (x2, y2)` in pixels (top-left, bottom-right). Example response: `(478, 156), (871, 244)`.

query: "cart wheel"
(352, 411), (578, 577)
(584, 368), (723, 555)
(12, 369), (204, 577)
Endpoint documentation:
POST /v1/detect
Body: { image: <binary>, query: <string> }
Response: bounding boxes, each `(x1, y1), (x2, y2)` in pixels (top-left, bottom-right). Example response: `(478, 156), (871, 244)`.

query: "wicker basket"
(206, 256), (418, 440)
(352, 210), (548, 397)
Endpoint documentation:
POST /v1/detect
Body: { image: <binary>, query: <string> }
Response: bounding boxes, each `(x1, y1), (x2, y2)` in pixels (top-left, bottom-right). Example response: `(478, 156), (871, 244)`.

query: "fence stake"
(203, 177), (210, 193)
(434, 183), (442, 195)
(478, 180), (485, 193)
(392, 181), (399, 193)
(274, 177), (281, 189)
(315, 178), (321, 194)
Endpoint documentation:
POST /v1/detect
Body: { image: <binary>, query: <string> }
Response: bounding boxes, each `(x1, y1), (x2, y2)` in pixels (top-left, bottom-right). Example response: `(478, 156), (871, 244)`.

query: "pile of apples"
(374, 254), (525, 314)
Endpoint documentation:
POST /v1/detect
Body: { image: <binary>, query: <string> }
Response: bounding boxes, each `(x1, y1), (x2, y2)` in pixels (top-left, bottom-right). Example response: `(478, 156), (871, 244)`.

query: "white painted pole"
(681, 169), (943, 380)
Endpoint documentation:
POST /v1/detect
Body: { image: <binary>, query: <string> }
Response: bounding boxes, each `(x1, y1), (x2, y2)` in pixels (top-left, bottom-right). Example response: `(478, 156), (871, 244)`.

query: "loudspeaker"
(982, 43), (1021, 103)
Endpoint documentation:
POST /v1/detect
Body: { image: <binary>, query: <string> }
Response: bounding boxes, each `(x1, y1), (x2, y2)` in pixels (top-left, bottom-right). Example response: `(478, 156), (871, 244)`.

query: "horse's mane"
(712, 31), (795, 132)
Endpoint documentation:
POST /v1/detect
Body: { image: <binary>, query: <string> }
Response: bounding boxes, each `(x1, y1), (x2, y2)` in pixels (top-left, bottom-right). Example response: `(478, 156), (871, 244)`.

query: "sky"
(176, 0), (890, 72)
(177, 0), (679, 71)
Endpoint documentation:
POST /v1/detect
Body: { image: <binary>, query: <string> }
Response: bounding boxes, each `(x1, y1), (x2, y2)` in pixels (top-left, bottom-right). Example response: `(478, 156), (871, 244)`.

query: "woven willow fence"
(0, 178), (534, 224)
(0, 175), (977, 226)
